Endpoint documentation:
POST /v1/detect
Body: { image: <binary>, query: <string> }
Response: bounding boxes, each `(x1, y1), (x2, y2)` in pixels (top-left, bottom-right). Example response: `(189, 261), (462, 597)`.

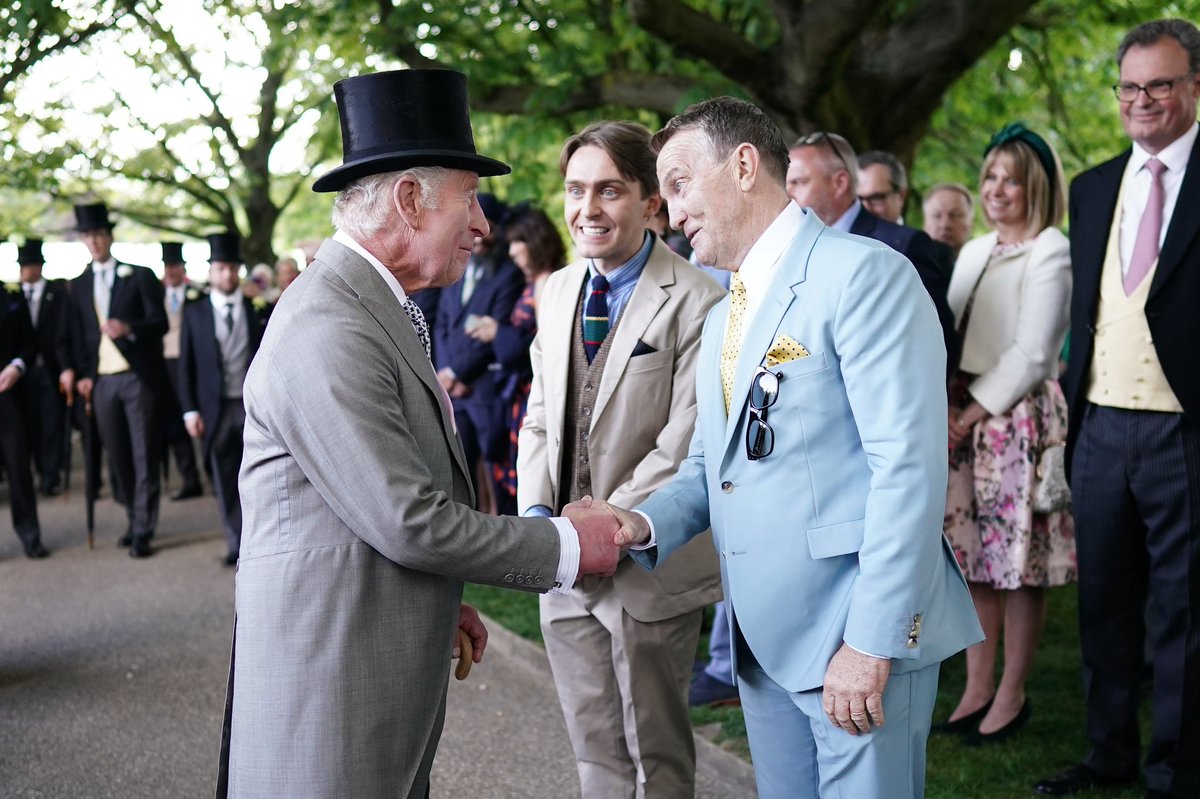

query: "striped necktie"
(583, 274), (610, 364)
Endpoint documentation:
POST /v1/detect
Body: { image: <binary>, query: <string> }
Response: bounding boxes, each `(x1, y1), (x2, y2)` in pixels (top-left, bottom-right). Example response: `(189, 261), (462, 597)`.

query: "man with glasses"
(1036, 18), (1200, 799)
(787, 132), (958, 374)
(857, 150), (908, 224)
(590, 96), (982, 799)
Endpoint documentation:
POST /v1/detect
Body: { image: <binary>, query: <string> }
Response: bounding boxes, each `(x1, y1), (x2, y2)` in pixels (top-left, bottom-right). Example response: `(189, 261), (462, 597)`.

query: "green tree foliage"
(1, 0), (366, 264)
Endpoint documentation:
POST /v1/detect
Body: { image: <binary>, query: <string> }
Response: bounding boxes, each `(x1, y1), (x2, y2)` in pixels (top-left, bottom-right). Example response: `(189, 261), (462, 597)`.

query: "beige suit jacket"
(517, 238), (724, 621)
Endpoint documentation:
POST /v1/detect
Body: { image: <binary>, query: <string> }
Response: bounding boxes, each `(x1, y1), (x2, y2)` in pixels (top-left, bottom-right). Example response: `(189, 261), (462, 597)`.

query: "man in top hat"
(58, 202), (168, 558)
(0, 274), (48, 558)
(217, 68), (622, 799)
(159, 242), (204, 500)
(433, 191), (525, 505)
(18, 239), (70, 497)
(179, 232), (268, 566)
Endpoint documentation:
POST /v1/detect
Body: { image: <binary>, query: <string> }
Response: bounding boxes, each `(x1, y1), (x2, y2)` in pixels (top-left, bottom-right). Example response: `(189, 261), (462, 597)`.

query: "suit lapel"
(321, 241), (471, 483)
(541, 262), (587, 436)
(721, 212), (824, 454)
(1152, 134), (1200, 296)
(593, 241), (672, 426)
(1075, 154), (1128, 324)
(108, 262), (129, 317)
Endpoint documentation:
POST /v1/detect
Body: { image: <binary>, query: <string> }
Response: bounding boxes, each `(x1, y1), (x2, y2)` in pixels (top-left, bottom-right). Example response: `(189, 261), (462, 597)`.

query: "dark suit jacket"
(851, 208), (960, 374)
(1065, 135), (1200, 460)
(59, 262), (169, 386)
(27, 279), (68, 375)
(177, 293), (269, 459)
(1, 285), (37, 372)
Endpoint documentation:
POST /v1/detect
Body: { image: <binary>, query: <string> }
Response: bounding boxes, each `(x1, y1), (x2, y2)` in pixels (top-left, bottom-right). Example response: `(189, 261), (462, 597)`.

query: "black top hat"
(207, 232), (242, 263)
(161, 242), (185, 265)
(312, 69), (511, 193)
(17, 239), (45, 265)
(74, 203), (115, 232)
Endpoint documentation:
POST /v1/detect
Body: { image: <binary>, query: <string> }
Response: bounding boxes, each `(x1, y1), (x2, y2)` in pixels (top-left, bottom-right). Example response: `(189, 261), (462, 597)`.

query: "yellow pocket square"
(765, 334), (810, 367)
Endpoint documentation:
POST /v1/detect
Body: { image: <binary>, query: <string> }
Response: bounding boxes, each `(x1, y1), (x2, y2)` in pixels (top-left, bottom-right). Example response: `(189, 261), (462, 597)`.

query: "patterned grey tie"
(402, 297), (431, 359)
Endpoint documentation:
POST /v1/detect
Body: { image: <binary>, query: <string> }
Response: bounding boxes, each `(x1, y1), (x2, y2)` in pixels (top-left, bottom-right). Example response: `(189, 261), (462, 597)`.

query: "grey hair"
(1117, 18), (1200, 72)
(858, 150), (908, 192)
(331, 167), (449, 239)
(651, 97), (791, 186)
(925, 182), (975, 210)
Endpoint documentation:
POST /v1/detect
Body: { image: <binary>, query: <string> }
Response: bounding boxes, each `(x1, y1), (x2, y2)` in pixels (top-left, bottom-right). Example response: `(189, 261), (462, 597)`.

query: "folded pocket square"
(631, 339), (658, 357)
(765, 334), (810, 367)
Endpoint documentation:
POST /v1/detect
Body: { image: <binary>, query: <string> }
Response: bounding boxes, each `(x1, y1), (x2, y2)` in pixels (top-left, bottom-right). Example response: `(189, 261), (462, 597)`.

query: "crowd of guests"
(3, 15), (1198, 799)
(0, 209), (304, 564)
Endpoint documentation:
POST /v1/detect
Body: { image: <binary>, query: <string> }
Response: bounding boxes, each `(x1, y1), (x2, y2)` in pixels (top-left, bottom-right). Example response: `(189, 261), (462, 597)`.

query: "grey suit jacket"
(517, 239), (724, 621)
(219, 239), (563, 799)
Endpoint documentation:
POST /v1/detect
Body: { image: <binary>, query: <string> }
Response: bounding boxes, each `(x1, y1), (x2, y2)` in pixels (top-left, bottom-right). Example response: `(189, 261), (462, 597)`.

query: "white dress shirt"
(1119, 121), (1198, 276)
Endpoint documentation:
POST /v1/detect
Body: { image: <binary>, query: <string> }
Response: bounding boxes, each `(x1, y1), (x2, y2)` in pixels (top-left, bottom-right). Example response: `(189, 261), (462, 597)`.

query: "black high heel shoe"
(964, 700), (1030, 746)
(931, 698), (994, 736)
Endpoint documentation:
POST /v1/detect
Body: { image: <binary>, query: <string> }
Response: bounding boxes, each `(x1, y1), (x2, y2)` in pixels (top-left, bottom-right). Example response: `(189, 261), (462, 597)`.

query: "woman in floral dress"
(938, 123), (1076, 743)
(466, 207), (565, 515)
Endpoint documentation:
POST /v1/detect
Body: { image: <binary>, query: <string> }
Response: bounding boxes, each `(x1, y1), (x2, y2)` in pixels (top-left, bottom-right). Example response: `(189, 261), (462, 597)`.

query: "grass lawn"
(464, 581), (1149, 798)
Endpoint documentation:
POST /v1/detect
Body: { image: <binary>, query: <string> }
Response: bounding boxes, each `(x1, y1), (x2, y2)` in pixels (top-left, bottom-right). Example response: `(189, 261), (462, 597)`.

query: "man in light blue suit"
(596, 97), (983, 798)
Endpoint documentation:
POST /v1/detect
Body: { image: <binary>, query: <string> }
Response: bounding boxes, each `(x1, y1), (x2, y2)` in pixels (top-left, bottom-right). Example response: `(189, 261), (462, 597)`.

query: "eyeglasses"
(798, 131), (851, 176)
(746, 366), (782, 461)
(1112, 72), (1196, 102)
(858, 190), (898, 206)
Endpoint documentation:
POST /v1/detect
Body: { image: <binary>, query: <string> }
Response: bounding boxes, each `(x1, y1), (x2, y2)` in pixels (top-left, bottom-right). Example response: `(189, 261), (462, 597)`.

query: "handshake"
(561, 496), (652, 578)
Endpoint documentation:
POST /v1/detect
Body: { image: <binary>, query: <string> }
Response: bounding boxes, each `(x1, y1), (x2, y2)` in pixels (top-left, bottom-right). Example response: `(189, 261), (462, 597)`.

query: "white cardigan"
(947, 227), (1071, 415)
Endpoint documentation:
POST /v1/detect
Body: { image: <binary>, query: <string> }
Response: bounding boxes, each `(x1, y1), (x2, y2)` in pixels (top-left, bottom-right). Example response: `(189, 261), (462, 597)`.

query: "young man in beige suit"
(517, 120), (725, 797)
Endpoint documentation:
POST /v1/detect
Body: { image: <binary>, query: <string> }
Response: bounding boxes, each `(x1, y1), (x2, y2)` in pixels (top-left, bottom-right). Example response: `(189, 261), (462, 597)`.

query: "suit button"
(580, 455), (589, 465)
(583, 407), (591, 416)
(721, 481), (734, 494)
(584, 383), (593, 391)
(906, 638), (919, 649)
(504, 573), (515, 583)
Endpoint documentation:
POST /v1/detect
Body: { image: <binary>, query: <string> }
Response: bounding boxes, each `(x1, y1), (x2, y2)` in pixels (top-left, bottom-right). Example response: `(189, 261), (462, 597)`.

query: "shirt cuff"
(9, 358), (26, 374)
(847, 642), (888, 660)
(183, 411), (200, 424)
(523, 505), (553, 518)
(547, 516), (579, 595)
(630, 509), (658, 550)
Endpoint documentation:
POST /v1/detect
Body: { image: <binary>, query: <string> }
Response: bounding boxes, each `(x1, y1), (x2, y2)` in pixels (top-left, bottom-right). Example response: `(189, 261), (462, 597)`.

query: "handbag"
(1032, 439), (1071, 513)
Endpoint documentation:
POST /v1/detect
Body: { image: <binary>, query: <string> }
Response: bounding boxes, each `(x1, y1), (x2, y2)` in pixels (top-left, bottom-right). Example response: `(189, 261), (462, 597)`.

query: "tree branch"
(471, 70), (705, 117)
(627, 0), (768, 90)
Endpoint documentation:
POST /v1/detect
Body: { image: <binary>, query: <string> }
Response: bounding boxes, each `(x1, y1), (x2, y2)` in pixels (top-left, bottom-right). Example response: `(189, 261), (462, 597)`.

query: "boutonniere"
(45, 291), (53, 301)
(251, 296), (268, 312)
(186, 288), (201, 301)
(116, 265), (133, 279)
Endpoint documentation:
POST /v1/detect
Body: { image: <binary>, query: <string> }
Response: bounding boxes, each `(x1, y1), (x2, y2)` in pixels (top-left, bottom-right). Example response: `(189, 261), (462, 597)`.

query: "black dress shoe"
(931, 697), (994, 736)
(171, 484), (203, 501)
(129, 539), (154, 559)
(222, 552), (239, 567)
(40, 483), (62, 497)
(24, 542), (50, 559)
(1035, 763), (1138, 796)
(118, 530), (133, 547)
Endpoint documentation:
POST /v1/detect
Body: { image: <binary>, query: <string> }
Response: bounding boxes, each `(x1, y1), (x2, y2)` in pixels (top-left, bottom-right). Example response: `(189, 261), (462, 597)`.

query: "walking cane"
(61, 389), (74, 502)
(83, 397), (98, 550)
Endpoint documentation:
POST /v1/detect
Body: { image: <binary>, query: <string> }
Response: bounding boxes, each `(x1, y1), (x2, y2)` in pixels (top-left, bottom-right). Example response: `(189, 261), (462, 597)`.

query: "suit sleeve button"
(721, 481), (734, 494)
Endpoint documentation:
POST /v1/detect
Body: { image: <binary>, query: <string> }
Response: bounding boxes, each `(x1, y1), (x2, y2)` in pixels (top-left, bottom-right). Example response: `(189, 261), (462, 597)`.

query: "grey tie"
(223, 302), (235, 335)
(402, 298), (431, 359)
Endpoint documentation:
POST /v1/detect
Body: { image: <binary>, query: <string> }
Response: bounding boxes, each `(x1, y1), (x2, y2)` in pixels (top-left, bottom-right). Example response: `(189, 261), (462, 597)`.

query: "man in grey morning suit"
(216, 68), (622, 799)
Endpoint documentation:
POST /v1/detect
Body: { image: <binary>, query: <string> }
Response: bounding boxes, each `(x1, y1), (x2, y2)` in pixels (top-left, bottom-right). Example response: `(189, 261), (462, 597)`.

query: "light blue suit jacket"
(632, 210), (983, 693)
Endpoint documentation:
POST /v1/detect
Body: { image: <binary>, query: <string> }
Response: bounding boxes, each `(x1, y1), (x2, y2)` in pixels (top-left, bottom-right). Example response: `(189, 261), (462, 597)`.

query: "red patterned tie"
(1125, 157), (1166, 296)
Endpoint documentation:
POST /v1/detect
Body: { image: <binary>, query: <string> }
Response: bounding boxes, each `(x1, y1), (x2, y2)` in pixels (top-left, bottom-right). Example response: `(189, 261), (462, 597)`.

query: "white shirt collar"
(333, 229), (409, 307)
(735, 202), (804, 301)
(21, 278), (46, 293)
(92, 257), (117, 273)
(1129, 121), (1198, 174)
(209, 288), (242, 309)
(833, 200), (864, 233)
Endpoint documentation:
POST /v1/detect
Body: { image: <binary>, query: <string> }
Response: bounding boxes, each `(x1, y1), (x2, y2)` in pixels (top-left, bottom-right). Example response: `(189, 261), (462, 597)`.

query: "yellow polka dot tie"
(720, 272), (747, 414)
